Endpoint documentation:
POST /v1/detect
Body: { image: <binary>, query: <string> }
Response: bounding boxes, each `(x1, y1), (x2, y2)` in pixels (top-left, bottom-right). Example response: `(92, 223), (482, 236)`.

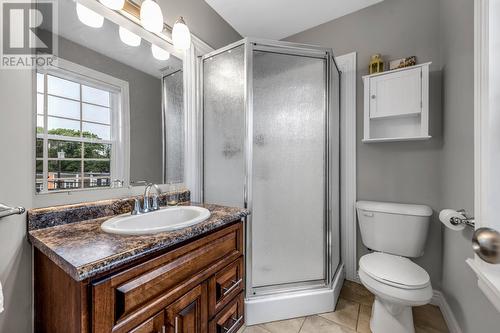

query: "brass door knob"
(472, 227), (500, 264)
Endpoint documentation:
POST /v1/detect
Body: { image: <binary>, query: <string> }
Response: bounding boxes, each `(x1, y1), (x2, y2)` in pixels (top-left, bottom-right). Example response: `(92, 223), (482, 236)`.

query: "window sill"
(466, 258), (500, 312)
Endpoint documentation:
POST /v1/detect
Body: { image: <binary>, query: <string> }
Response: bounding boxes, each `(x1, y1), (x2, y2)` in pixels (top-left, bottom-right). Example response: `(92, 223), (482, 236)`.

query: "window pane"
(48, 161), (81, 190)
(36, 160), (43, 179)
(48, 161), (82, 191)
(48, 160), (81, 174)
(84, 142), (111, 159)
(48, 140), (81, 158)
(47, 117), (80, 137)
(48, 95), (80, 119)
(37, 93), (44, 114)
(82, 103), (110, 124)
(47, 75), (80, 100)
(37, 115), (44, 133)
(84, 160), (110, 177)
(82, 122), (110, 140)
(84, 178), (111, 189)
(37, 73), (44, 93)
(36, 158), (44, 193)
(82, 85), (110, 107)
(36, 139), (43, 158)
(48, 179), (82, 191)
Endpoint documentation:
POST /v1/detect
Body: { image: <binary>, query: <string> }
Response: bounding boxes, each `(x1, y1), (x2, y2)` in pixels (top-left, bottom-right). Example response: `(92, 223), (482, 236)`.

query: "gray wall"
(58, 36), (163, 184)
(0, 70), (33, 333)
(0, 3), (240, 331)
(287, 0), (500, 331)
(440, 0), (500, 331)
(159, 0), (241, 49)
(286, 0), (444, 289)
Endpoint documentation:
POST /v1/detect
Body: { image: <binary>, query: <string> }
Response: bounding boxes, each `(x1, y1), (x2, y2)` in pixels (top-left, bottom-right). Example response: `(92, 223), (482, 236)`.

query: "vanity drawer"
(209, 292), (244, 333)
(208, 257), (244, 318)
(92, 222), (243, 332)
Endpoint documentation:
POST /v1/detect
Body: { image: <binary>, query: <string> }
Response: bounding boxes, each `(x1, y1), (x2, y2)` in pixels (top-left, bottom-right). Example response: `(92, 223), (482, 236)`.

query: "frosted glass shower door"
(163, 70), (184, 184)
(251, 50), (327, 288)
(203, 46), (246, 207)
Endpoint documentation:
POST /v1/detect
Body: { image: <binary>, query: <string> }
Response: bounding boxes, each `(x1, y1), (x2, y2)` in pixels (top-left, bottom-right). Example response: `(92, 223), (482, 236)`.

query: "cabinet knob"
(371, 95), (376, 99)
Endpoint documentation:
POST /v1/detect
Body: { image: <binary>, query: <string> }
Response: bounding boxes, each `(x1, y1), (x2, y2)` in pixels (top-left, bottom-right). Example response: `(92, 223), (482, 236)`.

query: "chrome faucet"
(132, 183), (162, 215)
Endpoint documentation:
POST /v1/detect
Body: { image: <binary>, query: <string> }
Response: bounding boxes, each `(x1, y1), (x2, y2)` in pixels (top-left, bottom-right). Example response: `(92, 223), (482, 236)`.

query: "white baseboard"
(430, 290), (462, 333)
(346, 272), (361, 284)
(332, 263), (346, 306)
(245, 264), (345, 325)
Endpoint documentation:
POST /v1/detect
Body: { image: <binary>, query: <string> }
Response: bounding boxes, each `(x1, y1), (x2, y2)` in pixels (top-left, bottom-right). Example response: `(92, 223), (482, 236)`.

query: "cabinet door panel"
(128, 311), (164, 333)
(166, 283), (208, 333)
(370, 67), (422, 118)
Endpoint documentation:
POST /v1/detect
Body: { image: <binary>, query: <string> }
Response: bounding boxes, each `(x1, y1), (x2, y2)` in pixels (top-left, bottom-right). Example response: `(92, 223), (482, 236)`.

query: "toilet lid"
(359, 252), (430, 289)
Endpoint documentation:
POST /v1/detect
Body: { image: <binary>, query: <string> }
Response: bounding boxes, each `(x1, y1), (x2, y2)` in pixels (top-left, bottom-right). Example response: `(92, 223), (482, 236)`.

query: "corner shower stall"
(202, 39), (341, 324)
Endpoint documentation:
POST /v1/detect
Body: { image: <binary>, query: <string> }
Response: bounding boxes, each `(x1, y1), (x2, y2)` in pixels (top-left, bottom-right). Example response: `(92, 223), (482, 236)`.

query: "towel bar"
(0, 203), (26, 219)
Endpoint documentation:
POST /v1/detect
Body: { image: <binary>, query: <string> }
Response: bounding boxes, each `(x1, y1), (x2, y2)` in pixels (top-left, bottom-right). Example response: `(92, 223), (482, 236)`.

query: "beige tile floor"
(238, 280), (449, 333)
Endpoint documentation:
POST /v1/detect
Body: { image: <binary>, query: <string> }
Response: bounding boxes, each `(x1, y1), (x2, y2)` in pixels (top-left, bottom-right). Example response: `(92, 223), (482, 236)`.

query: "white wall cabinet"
(362, 62), (431, 142)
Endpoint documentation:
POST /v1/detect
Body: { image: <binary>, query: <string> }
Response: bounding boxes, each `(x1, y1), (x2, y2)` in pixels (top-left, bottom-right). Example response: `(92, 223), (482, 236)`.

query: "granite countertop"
(28, 203), (249, 281)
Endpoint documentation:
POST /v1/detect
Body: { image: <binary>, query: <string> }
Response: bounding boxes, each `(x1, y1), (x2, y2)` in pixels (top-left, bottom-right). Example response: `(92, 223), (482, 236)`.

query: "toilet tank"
(356, 201), (432, 257)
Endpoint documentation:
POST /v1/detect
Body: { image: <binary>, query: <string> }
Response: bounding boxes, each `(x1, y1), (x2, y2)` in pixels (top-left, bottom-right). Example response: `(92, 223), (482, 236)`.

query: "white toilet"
(356, 201), (433, 333)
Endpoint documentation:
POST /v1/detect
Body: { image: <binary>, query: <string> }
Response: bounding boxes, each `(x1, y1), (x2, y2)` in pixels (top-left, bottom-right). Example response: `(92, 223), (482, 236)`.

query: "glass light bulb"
(76, 3), (104, 28)
(140, 0), (164, 33)
(99, 0), (125, 10)
(172, 17), (191, 50)
(151, 44), (170, 61)
(119, 26), (141, 47)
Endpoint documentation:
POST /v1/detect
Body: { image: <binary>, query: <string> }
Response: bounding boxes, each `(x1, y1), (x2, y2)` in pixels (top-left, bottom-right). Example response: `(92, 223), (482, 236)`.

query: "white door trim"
(335, 52), (358, 282)
(184, 41), (213, 202)
(467, 0), (500, 313)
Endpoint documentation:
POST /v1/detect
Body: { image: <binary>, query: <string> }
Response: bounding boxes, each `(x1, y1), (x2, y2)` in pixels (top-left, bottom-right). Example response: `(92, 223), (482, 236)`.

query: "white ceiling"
(204, 0), (383, 40)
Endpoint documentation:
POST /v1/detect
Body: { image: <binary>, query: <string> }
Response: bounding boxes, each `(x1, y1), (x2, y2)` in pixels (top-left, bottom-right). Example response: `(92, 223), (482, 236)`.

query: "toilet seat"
(358, 253), (432, 307)
(359, 252), (430, 290)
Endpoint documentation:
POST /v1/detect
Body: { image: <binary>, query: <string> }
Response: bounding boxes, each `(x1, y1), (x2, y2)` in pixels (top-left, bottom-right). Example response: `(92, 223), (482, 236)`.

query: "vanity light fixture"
(76, 3), (104, 28)
(99, 0), (125, 10)
(140, 0), (164, 33)
(119, 26), (141, 47)
(172, 16), (191, 50)
(151, 44), (170, 60)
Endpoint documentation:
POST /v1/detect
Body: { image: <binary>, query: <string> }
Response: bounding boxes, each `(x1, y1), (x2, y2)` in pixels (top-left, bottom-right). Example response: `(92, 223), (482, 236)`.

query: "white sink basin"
(101, 206), (211, 235)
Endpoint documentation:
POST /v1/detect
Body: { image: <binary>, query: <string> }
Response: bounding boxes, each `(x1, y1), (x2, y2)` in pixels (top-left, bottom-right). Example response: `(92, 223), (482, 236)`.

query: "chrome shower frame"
(201, 38), (341, 301)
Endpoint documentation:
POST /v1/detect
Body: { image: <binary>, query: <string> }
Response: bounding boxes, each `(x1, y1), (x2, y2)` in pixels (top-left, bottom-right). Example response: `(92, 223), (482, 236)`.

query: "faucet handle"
(142, 195), (151, 213)
(152, 194), (159, 211)
(132, 198), (141, 215)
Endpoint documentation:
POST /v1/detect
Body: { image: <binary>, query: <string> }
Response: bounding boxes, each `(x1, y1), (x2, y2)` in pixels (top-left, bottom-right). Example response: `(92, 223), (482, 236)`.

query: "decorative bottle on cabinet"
(369, 54), (384, 74)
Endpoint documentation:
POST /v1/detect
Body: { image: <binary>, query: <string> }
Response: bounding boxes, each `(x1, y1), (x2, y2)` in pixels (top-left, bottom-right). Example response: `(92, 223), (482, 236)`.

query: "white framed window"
(35, 59), (130, 194)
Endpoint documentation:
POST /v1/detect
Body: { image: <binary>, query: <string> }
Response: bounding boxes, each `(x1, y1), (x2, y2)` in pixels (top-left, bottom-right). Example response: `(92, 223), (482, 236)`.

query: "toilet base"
(370, 297), (415, 333)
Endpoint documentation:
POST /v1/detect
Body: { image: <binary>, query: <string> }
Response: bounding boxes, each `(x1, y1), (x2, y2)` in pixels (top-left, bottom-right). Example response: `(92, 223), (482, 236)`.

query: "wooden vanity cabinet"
(165, 283), (207, 333)
(128, 312), (164, 333)
(34, 221), (245, 333)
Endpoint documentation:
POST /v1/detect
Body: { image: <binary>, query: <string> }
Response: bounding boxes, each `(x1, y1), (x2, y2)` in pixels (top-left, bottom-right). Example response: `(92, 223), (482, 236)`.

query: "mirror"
(35, 0), (184, 193)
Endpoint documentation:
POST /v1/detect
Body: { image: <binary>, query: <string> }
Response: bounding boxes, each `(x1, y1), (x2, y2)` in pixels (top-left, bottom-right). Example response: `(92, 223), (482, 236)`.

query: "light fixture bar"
(122, 0), (173, 33)
(75, 0), (185, 58)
